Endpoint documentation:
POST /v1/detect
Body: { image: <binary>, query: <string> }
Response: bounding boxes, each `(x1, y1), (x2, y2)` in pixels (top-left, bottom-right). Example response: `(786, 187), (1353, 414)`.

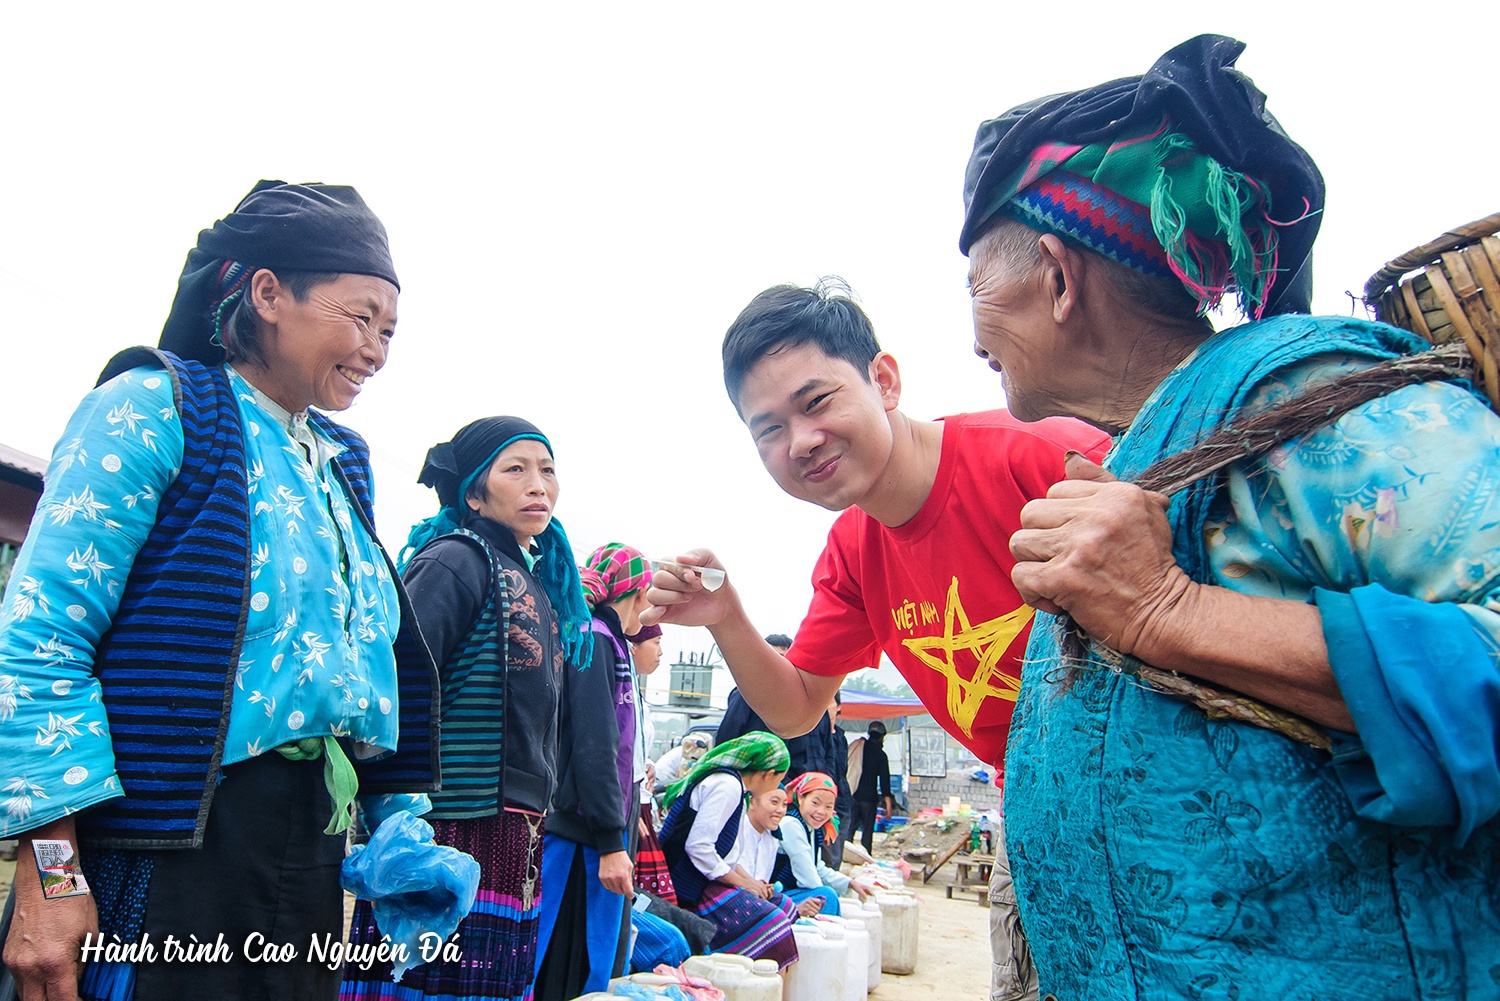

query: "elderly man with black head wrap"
(0, 181), (439, 1001)
(961, 35), (1500, 999)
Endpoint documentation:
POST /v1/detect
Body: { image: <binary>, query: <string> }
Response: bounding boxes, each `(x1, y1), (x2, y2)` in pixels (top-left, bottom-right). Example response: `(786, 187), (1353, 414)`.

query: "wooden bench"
(945, 854), (994, 905)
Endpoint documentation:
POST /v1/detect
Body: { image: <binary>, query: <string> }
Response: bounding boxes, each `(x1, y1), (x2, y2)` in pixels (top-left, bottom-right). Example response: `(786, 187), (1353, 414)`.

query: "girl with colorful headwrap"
(773, 772), (874, 917)
(658, 732), (801, 970)
(532, 542), (655, 1001)
(341, 416), (590, 1001)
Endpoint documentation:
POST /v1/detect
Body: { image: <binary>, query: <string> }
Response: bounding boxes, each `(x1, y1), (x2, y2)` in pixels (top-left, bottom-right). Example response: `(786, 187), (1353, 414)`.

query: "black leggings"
(849, 799), (879, 854)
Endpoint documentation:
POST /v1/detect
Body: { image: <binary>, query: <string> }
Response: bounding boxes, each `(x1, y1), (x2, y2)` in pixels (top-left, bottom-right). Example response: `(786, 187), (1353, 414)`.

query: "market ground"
(858, 870), (993, 1001)
(0, 853), (991, 1000)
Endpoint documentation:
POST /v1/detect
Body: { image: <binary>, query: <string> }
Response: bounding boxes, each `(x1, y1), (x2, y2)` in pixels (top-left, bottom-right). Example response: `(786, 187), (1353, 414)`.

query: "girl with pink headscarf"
(773, 772), (875, 917)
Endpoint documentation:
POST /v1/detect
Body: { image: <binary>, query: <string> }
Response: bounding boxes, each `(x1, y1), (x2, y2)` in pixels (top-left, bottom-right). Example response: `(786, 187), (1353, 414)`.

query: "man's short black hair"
(721, 277), (881, 414)
(764, 633), (793, 650)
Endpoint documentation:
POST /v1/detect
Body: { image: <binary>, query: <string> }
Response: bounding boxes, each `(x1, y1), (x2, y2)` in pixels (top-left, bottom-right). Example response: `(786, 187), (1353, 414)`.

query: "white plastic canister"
(811, 916), (861, 1001)
(683, 955), (727, 979)
(838, 919), (870, 1001)
(784, 921), (846, 1001)
(749, 959), (786, 1001)
(874, 891), (919, 975)
(718, 957), (784, 1001)
(616, 973), (680, 988)
(682, 954), (783, 1001)
(840, 900), (882, 990)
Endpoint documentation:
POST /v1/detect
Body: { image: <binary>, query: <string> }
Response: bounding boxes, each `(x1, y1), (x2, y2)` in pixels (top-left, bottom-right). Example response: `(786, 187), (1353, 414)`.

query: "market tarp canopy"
(839, 689), (929, 721)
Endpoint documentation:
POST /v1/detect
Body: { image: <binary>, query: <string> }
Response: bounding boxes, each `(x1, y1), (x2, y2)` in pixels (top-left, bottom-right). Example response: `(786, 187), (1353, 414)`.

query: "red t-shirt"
(787, 410), (1111, 769)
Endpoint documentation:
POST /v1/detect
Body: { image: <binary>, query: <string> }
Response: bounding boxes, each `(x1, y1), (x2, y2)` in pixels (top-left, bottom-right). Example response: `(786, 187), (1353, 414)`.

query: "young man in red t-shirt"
(643, 280), (1108, 1000)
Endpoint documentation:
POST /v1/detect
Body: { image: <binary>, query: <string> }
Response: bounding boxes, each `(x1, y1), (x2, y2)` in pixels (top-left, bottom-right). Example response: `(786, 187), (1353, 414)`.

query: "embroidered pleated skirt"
(694, 885), (799, 970)
(339, 810), (545, 1001)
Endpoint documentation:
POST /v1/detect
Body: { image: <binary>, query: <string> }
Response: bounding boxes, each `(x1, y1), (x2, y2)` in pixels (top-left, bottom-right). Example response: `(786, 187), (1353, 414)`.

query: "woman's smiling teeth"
(338, 366), (368, 386)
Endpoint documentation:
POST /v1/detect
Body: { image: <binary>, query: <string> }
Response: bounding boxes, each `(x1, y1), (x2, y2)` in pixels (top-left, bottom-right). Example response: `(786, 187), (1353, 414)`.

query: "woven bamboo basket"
(1364, 212), (1500, 409)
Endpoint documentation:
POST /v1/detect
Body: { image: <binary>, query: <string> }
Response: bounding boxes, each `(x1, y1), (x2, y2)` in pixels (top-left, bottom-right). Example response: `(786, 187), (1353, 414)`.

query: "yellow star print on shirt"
(900, 577), (1034, 737)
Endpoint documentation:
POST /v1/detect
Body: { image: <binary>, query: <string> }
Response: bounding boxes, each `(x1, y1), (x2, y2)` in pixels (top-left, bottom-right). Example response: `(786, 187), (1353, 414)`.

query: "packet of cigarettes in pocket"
(32, 839), (91, 899)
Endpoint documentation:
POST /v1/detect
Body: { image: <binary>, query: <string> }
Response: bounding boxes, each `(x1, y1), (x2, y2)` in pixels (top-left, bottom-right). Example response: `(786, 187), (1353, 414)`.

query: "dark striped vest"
(77, 347), (440, 849)
(659, 769), (743, 907)
(425, 528), (514, 820)
(771, 813), (821, 889)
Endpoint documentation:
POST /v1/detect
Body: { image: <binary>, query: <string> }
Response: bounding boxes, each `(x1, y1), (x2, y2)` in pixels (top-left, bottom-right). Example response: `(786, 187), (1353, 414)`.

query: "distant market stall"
(837, 689), (928, 721)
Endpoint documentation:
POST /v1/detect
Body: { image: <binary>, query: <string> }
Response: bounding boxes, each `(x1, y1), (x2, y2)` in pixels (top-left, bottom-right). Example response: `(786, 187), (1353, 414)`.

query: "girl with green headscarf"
(656, 732), (801, 969)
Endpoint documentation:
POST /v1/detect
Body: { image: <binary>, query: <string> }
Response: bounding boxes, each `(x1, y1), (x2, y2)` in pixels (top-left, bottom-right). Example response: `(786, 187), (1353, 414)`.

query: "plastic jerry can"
(873, 891), (919, 975)
(682, 954), (784, 1001)
(839, 900), (882, 990)
(783, 920), (846, 1001)
(820, 916), (869, 1001)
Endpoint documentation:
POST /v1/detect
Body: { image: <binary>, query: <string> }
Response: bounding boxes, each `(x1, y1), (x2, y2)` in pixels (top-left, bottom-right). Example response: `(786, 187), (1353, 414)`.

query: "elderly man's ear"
(1037, 234), (1080, 324)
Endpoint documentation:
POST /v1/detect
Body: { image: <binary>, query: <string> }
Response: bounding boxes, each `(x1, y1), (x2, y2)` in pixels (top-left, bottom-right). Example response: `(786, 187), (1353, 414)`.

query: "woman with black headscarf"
(339, 417), (593, 1001)
(0, 181), (439, 1000)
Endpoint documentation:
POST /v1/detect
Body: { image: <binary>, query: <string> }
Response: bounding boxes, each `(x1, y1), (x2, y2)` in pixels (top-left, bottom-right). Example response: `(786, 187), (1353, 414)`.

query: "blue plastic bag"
(614, 981), (695, 1001)
(341, 812), (481, 981)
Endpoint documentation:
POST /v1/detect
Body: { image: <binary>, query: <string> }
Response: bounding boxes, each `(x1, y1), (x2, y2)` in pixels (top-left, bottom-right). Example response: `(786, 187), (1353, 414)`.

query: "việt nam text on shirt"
(787, 409), (1110, 770)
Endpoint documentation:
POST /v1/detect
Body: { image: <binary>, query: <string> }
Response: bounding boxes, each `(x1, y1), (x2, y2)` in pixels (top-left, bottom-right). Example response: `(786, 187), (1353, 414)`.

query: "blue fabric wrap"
(533, 834), (627, 993)
(78, 347), (438, 850)
(1319, 585), (1500, 843)
(1105, 315), (1428, 581)
(630, 908), (692, 971)
(1006, 315), (1500, 999)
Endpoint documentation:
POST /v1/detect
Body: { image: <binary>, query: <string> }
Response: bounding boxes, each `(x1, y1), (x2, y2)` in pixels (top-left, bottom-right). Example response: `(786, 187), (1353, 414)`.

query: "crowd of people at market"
(4, 32), (1500, 1001)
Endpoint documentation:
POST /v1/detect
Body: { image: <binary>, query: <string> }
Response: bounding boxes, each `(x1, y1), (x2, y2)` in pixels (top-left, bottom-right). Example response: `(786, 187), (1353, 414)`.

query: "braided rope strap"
(1061, 343), (1474, 749)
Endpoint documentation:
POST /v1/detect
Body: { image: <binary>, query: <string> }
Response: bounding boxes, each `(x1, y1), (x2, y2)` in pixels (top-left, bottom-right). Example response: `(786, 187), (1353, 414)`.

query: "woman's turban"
(960, 35), (1323, 318)
(580, 543), (652, 610)
(159, 180), (399, 365)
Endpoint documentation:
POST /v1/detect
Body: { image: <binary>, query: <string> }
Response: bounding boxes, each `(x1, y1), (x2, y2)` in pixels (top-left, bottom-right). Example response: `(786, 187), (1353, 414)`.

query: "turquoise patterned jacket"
(1007, 315), (1500, 1000)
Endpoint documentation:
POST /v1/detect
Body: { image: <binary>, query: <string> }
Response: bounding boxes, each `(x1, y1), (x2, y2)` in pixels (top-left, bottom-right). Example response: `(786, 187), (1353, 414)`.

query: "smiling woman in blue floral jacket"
(0, 181), (438, 1001)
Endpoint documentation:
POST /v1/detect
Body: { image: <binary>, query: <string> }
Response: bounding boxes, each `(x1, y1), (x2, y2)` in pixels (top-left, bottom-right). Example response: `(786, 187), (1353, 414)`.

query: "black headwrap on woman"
(959, 34), (1322, 316)
(159, 180), (400, 365)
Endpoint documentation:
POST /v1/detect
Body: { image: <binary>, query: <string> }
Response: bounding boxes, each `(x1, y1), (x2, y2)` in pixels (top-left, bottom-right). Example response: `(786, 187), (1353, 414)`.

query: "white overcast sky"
(3, 2), (1496, 703)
